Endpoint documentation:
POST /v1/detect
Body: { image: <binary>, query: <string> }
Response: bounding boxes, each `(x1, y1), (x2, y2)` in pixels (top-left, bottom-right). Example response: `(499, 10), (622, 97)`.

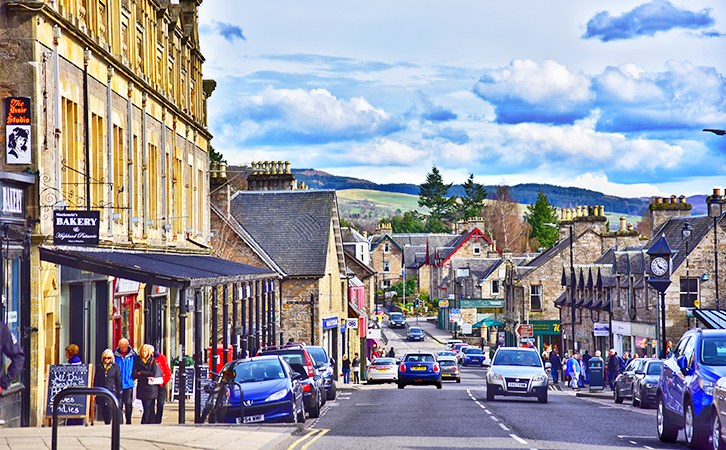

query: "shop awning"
(554, 292), (567, 306)
(694, 309), (726, 329)
(40, 247), (278, 289)
(473, 317), (505, 328)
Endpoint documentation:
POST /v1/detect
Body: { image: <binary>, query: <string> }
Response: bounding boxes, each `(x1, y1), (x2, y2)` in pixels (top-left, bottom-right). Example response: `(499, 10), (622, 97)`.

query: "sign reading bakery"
(5, 97), (31, 165)
(53, 210), (100, 246)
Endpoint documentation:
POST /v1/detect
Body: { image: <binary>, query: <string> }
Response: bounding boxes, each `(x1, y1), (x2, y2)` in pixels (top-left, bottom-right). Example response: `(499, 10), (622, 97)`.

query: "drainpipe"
(142, 92), (148, 236)
(107, 66), (114, 236)
(127, 83), (134, 237)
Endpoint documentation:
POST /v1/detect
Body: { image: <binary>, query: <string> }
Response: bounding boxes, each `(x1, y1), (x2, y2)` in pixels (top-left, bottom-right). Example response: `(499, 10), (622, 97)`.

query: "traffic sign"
(450, 308), (460, 315)
(515, 324), (533, 338)
(438, 299), (449, 308)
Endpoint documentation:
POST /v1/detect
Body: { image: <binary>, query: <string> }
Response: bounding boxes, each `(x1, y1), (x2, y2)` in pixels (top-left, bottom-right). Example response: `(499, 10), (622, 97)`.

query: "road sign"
(438, 299), (449, 308)
(515, 324), (533, 338)
(450, 308), (460, 315)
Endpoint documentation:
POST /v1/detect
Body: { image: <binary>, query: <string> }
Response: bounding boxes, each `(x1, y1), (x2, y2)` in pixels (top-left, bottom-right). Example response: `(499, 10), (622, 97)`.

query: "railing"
(51, 387), (120, 450)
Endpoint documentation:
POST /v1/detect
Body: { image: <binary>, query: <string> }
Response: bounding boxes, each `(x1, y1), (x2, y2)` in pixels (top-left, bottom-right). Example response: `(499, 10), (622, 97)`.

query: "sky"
(197, 0), (726, 199)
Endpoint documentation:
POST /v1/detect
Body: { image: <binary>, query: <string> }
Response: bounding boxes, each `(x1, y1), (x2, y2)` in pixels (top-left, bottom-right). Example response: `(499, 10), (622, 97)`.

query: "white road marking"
(490, 416), (499, 421)
(644, 446), (654, 449)
(484, 409), (491, 414)
(499, 423), (510, 431)
(510, 434), (527, 445)
(630, 441), (638, 445)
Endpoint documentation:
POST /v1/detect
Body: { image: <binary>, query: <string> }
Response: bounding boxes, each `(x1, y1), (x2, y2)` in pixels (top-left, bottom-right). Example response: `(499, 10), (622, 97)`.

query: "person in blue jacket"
(114, 338), (136, 424)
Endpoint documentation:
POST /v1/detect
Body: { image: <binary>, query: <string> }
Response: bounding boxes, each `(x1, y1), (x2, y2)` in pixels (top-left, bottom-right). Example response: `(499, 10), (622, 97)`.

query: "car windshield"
(466, 349), (483, 355)
(391, 313), (403, 320)
(372, 358), (395, 366)
(409, 328), (422, 333)
(234, 360), (286, 382)
(438, 351), (455, 357)
(405, 354), (435, 363)
(493, 350), (541, 367)
(454, 344), (468, 351)
(306, 347), (328, 365)
(647, 361), (663, 375)
(440, 360), (457, 367)
(700, 337), (726, 366)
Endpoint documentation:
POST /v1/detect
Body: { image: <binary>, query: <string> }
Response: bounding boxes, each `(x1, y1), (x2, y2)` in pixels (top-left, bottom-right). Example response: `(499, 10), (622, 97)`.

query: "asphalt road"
(278, 321), (692, 450)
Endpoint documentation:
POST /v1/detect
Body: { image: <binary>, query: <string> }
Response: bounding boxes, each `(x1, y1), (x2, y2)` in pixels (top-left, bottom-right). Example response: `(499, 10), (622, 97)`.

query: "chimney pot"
(670, 195), (677, 203)
(627, 223), (634, 231)
(619, 217), (626, 231)
(561, 208), (566, 220)
(715, 188), (722, 197)
(577, 206), (582, 217)
(654, 197), (662, 204)
(285, 161), (291, 174)
(679, 195), (686, 204)
(600, 205), (605, 216)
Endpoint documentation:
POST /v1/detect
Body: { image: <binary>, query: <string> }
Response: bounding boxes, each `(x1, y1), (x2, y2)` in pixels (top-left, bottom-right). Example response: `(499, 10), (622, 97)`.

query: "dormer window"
(384, 242), (390, 253)
(492, 280), (500, 295)
(473, 244), (481, 255)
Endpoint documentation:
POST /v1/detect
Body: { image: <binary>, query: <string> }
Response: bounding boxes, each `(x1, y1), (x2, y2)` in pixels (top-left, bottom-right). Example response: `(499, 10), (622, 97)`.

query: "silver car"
(486, 347), (549, 403)
(366, 357), (398, 384)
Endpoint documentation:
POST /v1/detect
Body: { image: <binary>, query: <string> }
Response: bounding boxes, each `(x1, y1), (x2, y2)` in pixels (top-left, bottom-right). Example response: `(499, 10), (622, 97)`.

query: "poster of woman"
(6, 125), (31, 164)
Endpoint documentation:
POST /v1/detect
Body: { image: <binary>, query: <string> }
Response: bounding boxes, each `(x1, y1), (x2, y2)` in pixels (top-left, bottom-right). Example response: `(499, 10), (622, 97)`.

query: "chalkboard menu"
(45, 364), (91, 418)
(171, 365), (208, 400)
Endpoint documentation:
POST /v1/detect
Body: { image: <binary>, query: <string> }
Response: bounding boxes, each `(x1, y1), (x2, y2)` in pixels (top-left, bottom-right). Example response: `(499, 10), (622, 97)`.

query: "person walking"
(387, 347), (396, 358)
(153, 346), (172, 424)
(352, 353), (361, 384)
(607, 349), (619, 390)
(567, 352), (581, 390)
(94, 349), (122, 425)
(0, 320), (25, 407)
(549, 351), (561, 384)
(132, 344), (161, 424)
(341, 354), (351, 384)
(114, 338), (137, 424)
(582, 350), (591, 383)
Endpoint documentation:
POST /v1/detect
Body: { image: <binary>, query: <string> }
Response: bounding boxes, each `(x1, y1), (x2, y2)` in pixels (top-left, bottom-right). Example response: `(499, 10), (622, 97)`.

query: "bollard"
(52, 387), (120, 450)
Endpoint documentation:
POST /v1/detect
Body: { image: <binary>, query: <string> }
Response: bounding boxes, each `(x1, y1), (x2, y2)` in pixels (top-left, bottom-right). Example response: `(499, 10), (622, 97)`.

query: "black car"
(256, 345), (325, 418)
(631, 359), (662, 408)
(614, 358), (646, 403)
(305, 345), (337, 401)
(389, 312), (406, 328)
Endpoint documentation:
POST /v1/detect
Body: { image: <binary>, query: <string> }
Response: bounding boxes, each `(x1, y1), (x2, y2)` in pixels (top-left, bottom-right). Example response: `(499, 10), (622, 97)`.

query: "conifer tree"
(524, 190), (559, 249)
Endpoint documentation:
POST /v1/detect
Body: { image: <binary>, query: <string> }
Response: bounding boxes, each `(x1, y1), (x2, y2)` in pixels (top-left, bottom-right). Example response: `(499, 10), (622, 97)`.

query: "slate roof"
(449, 258), (503, 283)
(646, 215), (717, 273)
(230, 190), (342, 277)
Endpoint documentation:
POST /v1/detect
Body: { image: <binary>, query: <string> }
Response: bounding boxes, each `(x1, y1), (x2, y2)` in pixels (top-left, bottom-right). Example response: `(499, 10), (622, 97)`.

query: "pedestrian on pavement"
(94, 349), (122, 425)
(342, 354), (351, 384)
(0, 320), (25, 407)
(132, 344), (161, 424)
(66, 344), (82, 364)
(567, 352), (581, 390)
(621, 352), (630, 371)
(606, 349), (619, 390)
(114, 338), (137, 424)
(549, 351), (561, 383)
(352, 353), (361, 384)
(387, 348), (395, 358)
(666, 340), (673, 358)
(287, 338), (294, 345)
(153, 346), (172, 424)
(582, 350), (591, 383)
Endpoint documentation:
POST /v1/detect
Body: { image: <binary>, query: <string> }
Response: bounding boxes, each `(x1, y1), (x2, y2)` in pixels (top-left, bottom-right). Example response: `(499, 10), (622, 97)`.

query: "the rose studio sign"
(53, 211), (100, 246)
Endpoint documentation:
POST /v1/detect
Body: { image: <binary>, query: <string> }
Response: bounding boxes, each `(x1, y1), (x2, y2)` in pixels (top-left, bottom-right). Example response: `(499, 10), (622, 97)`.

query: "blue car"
(305, 345), (337, 400)
(221, 355), (306, 424)
(462, 348), (486, 367)
(407, 327), (425, 341)
(398, 352), (442, 389)
(657, 328), (726, 448)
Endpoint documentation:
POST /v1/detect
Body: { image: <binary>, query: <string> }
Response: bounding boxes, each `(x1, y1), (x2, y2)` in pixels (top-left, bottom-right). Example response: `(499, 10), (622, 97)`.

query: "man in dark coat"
(607, 349), (620, 390)
(0, 321), (25, 401)
(549, 351), (562, 383)
(94, 349), (122, 424)
(582, 350), (592, 383)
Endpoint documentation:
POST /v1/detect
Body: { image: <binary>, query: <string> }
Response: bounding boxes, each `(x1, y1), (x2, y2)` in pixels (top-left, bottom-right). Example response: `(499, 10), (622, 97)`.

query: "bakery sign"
(53, 210), (100, 246)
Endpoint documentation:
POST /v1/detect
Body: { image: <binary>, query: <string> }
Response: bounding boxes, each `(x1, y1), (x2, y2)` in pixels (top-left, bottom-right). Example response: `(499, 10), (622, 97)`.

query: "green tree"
(390, 277), (418, 299)
(418, 166), (457, 222)
(209, 144), (225, 163)
(524, 190), (559, 249)
(457, 173), (488, 220)
(390, 211), (427, 233)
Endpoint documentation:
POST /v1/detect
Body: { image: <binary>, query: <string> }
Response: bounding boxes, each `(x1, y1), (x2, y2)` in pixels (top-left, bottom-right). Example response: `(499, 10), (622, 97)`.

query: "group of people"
(340, 347), (396, 384)
(91, 338), (171, 425)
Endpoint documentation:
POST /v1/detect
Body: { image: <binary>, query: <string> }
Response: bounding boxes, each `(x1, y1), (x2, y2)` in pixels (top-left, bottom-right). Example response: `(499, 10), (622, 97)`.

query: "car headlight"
(265, 389), (288, 402)
(699, 379), (716, 396)
(532, 373), (547, 382)
(645, 382), (658, 389)
(489, 371), (503, 381)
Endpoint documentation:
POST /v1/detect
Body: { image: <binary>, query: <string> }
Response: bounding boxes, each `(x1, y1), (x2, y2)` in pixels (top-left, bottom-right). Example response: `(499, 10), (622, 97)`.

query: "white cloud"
(383, 172), (425, 184)
(560, 173), (662, 198)
(343, 139), (428, 165)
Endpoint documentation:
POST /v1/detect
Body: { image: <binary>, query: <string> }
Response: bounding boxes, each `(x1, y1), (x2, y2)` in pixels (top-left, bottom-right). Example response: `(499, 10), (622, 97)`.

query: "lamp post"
(682, 221), (693, 327)
(706, 190), (723, 309)
(545, 222), (575, 355)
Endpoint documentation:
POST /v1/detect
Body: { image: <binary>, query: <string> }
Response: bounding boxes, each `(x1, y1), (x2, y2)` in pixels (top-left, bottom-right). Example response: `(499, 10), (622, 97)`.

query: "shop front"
(322, 317), (339, 374)
(531, 320), (561, 355)
(611, 320), (655, 357)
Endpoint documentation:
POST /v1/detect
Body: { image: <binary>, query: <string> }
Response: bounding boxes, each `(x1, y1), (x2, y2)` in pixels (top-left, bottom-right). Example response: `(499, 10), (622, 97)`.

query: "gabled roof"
(435, 229), (499, 265)
(449, 258), (503, 283)
(370, 234), (403, 252)
(646, 215), (718, 274)
(230, 190), (344, 277)
(344, 248), (376, 280)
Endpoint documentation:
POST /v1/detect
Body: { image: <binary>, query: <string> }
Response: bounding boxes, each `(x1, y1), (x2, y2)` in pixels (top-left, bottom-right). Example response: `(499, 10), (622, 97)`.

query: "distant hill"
(292, 169), (655, 216)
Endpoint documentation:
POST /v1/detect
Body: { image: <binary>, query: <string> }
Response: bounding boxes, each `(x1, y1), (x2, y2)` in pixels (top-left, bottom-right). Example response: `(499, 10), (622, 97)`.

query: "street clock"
(646, 236), (674, 293)
(650, 256), (669, 277)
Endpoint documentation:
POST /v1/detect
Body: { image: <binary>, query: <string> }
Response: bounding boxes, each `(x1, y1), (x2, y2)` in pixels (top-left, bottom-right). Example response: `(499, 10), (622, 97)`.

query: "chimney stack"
(649, 194), (692, 236)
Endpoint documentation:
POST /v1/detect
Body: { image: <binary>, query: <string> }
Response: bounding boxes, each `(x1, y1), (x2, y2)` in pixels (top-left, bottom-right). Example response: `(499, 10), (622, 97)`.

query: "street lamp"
(682, 221), (693, 327)
(546, 222), (575, 355)
(706, 189), (724, 309)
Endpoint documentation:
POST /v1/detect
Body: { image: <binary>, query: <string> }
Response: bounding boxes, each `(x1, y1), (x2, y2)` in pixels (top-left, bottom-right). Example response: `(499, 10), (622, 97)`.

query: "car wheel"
(632, 386), (640, 407)
(297, 404), (306, 424)
(656, 395), (679, 442)
(538, 391), (548, 403)
(614, 386), (623, 403)
(436, 383), (442, 389)
(308, 395), (321, 419)
(456, 378), (461, 383)
(398, 383), (404, 389)
(714, 410), (725, 450)
(486, 384), (495, 401)
(685, 400), (709, 449)
(326, 381), (337, 401)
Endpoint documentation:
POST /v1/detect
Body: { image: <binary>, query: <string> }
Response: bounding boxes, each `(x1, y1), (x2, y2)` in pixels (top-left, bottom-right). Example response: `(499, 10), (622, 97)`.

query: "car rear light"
(433, 364), (440, 372)
(400, 364), (406, 372)
(302, 384), (312, 392)
(307, 365), (315, 377)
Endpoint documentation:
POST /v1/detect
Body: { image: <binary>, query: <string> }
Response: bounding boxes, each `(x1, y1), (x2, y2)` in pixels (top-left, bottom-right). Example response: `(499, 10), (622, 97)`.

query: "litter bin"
(588, 356), (604, 391)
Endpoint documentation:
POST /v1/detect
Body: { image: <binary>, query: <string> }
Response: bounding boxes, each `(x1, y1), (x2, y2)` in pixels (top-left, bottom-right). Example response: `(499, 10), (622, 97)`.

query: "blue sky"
(198, 0), (726, 198)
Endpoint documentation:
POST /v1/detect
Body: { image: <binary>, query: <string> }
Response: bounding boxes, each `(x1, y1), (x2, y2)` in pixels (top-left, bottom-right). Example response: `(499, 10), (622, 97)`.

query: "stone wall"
(370, 238), (403, 290)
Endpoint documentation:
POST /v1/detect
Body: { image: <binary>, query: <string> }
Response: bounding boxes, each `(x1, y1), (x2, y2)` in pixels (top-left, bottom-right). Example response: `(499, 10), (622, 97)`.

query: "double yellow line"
(286, 428), (329, 450)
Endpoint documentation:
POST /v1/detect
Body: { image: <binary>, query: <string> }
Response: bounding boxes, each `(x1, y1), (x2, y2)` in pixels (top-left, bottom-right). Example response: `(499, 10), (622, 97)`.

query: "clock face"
(651, 257), (669, 277)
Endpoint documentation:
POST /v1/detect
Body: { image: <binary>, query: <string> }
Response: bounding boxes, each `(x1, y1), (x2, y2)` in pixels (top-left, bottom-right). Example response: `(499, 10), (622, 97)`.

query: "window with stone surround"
(680, 277), (699, 308)
(473, 244), (481, 255)
(384, 242), (390, 253)
(382, 280), (391, 289)
(530, 284), (542, 311)
(491, 280), (500, 295)
(383, 260), (391, 273)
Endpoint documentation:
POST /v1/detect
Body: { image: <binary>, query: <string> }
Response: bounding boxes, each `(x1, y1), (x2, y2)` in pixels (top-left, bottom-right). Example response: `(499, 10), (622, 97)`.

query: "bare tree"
(481, 184), (531, 252)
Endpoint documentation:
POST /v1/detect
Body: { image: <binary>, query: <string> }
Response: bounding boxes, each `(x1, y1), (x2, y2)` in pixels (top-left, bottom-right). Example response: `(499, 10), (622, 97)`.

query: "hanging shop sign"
(5, 97), (31, 165)
(594, 322), (610, 337)
(346, 318), (358, 329)
(322, 317), (339, 330)
(53, 210), (100, 245)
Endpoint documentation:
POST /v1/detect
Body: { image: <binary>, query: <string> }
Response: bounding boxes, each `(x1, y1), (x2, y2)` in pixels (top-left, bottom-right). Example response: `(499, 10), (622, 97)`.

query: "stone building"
(0, 0), (280, 427)
(369, 223), (404, 291)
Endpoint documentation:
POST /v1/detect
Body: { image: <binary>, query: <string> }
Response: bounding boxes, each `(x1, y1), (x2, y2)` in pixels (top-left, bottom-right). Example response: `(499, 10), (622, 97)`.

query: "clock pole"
(647, 236), (674, 359)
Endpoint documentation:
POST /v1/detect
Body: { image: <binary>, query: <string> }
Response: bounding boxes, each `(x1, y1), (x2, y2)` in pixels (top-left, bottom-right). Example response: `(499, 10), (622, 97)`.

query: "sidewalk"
(410, 318), (452, 345)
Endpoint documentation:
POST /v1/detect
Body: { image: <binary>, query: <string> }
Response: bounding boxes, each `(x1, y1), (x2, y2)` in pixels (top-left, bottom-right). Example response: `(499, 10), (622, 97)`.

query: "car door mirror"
(635, 369), (645, 378)
(677, 355), (689, 375)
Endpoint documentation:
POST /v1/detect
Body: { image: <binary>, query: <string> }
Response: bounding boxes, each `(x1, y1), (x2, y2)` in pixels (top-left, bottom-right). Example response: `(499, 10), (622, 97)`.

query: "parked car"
(407, 327), (425, 341)
(389, 312), (406, 328)
(398, 352), (442, 389)
(656, 328), (726, 448)
(221, 355), (305, 424)
(437, 351), (456, 360)
(445, 339), (463, 351)
(462, 348), (486, 367)
(614, 358), (647, 403)
(632, 359), (663, 408)
(256, 345), (326, 417)
(304, 345), (336, 401)
(711, 376), (726, 450)
(486, 347), (548, 403)
(439, 359), (460, 383)
(366, 357), (398, 384)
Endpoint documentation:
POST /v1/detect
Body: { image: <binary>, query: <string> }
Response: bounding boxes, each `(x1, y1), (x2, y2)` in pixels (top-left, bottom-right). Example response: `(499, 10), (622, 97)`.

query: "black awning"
(554, 292), (567, 306)
(40, 247), (278, 289)
(694, 309), (726, 329)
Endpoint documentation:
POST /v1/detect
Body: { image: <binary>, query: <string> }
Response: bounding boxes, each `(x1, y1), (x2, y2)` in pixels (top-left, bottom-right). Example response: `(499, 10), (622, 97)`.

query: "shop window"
(680, 277), (699, 308)
(530, 285), (542, 311)
(491, 280), (500, 295)
(3, 258), (21, 375)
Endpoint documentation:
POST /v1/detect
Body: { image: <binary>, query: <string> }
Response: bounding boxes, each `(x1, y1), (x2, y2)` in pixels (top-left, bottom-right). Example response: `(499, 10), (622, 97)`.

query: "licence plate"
(411, 366), (427, 371)
(376, 368), (387, 371)
(508, 382), (527, 388)
(238, 414), (264, 424)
